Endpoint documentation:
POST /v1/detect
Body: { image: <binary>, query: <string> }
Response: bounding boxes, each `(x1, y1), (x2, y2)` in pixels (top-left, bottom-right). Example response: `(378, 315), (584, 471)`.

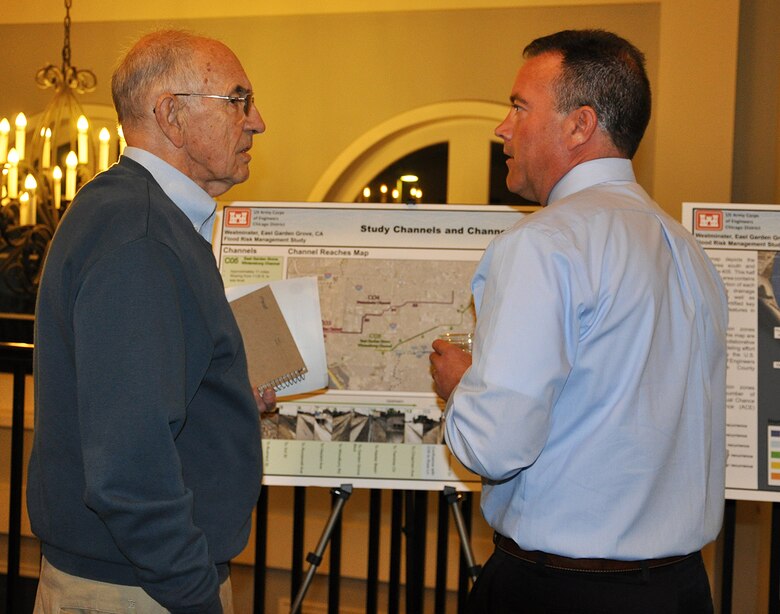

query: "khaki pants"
(33, 557), (235, 614)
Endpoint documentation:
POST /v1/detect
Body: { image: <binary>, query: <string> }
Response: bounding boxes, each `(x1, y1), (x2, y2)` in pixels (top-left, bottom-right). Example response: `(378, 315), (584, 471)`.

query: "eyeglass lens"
(242, 93), (254, 116)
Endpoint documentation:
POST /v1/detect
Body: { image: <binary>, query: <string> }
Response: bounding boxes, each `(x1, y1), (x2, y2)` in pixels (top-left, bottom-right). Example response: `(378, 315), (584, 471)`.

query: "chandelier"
(0, 0), (123, 313)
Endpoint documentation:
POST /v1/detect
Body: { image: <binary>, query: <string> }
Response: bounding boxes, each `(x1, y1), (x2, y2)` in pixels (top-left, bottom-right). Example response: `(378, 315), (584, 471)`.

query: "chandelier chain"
(62, 0), (72, 73)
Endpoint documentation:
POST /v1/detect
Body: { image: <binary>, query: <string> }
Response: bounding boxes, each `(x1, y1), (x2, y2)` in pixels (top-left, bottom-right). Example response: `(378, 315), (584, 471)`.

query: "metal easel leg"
(289, 484), (353, 614)
(443, 486), (481, 583)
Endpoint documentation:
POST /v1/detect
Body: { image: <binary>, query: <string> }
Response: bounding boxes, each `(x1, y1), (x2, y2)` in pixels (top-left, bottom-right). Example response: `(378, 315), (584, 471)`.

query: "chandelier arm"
(36, 65), (65, 91)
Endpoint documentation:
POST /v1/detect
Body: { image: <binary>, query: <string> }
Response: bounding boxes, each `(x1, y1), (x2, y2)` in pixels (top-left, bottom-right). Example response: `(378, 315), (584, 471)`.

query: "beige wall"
(728, 2), (780, 613)
(1, 0), (739, 219)
(732, 0), (780, 205)
(0, 4), (660, 204)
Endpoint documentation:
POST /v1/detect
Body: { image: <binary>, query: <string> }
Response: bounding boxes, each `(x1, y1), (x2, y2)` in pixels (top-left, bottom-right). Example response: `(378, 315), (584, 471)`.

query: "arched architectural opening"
(308, 101), (532, 205)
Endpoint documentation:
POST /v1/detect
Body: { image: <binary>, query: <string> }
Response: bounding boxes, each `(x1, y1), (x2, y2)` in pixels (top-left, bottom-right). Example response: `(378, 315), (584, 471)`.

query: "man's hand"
(254, 387), (277, 414)
(429, 339), (472, 401)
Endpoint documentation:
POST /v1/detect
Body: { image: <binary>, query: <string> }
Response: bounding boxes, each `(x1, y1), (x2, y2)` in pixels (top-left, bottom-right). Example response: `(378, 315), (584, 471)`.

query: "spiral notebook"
(227, 278), (328, 396)
(229, 284), (308, 392)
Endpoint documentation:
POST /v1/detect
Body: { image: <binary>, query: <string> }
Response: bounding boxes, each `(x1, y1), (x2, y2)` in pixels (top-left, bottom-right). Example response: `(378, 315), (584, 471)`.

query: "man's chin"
(206, 175), (244, 198)
(230, 167), (251, 186)
(506, 180), (525, 199)
(506, 177), (536, 203)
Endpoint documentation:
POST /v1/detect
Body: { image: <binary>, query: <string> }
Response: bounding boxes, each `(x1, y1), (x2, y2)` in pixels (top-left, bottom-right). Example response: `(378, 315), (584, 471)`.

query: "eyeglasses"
(173, 92), (255, 116)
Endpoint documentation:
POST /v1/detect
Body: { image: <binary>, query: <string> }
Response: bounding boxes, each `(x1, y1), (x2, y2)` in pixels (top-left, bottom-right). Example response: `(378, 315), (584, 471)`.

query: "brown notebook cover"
(229, 285), (308, 391)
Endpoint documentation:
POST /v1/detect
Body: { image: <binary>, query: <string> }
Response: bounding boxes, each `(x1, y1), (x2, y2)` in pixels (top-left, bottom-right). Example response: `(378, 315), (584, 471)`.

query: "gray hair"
(111, 30), (206, 126)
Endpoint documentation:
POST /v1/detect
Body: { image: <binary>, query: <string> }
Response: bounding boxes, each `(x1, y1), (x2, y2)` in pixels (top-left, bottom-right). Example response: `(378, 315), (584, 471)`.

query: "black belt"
(494, 533), (694, 573)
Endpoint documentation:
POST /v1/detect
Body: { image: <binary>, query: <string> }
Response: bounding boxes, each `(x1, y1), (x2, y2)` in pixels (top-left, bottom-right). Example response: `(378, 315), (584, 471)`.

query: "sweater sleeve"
(72, 237), (222, 614)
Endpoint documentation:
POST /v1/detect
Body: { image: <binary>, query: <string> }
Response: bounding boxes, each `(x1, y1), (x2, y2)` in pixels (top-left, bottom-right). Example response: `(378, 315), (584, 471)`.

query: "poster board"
(215, 202), (534, 491)
(683, 202), (780, 502)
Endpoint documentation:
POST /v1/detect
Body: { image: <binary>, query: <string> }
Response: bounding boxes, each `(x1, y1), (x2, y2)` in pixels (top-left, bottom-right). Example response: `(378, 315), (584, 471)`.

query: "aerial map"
(287, 257), (477, 393)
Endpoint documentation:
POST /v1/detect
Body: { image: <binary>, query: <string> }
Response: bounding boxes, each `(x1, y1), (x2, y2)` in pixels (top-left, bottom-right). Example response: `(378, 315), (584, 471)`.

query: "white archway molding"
(308, 100), (508, 204)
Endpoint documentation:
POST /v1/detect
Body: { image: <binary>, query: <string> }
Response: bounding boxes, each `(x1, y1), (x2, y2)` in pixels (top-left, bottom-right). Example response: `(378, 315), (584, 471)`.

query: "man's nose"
(247, 104), (266, 135)
(495, 115), (511, 141)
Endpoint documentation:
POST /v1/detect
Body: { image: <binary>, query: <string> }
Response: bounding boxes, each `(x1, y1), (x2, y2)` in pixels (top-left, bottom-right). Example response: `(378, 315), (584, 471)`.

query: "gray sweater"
(28, 157), (262, 614)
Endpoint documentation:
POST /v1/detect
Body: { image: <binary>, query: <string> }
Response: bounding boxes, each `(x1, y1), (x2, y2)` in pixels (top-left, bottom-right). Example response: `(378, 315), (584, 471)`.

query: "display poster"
(215, 203), (533, 491)
(683, 203), (780, 502)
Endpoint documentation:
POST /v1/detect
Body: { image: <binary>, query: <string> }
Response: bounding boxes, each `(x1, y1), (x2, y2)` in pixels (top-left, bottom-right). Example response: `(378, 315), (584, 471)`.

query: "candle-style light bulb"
(15, 113), (27, 161)
(23, 174), (37, 225)
(7, 147), (19, 199)
(77, 115), (89, 164)
(42, 127), (52, 169)
(0, 118), (9, 164)
(19, 192), (30, 225)
(98, 127), (110, 171)
(52, 166), (63, 210)
(65, 151), (78, 200)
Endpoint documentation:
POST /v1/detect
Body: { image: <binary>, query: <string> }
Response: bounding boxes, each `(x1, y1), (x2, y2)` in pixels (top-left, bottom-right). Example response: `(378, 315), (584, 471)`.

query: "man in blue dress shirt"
(430, 29), (728, 613)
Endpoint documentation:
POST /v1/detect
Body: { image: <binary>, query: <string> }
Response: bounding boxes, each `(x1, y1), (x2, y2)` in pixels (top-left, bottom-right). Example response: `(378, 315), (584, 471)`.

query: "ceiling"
(1, 0), (641, 25)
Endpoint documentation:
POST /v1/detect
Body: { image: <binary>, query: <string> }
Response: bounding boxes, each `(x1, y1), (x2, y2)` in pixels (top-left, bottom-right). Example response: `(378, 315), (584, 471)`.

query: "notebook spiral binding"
(259, 366), (309, 392)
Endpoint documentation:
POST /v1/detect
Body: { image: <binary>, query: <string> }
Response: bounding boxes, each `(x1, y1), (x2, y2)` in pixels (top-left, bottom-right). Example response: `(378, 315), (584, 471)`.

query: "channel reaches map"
(287, 257), (476, 394)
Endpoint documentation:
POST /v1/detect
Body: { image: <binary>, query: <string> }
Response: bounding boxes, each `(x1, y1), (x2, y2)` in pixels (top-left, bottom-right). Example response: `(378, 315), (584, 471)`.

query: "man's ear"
(154, 94), (185, 148)
(566, 105), (599, 150)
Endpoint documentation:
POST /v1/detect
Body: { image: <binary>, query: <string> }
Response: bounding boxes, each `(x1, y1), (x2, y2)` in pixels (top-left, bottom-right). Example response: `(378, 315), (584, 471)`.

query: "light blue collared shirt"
(445, 158), (728, 559)
(122, 147), (217, 243)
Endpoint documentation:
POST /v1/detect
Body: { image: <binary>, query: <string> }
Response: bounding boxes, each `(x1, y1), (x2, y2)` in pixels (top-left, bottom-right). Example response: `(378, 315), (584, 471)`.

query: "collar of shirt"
(122, 147), (217, 244)
(547, 157), (636, 205)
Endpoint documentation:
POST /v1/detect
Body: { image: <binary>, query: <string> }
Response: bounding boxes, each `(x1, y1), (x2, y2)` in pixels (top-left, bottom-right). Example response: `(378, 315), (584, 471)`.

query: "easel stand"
(290, 483), (353, 614)
(443, 486), (482, 582)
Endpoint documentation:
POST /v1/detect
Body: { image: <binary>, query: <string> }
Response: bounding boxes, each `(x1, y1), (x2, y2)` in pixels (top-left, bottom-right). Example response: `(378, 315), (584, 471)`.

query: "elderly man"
(28, 30), (271, 613)
(430, 30), (728, 613)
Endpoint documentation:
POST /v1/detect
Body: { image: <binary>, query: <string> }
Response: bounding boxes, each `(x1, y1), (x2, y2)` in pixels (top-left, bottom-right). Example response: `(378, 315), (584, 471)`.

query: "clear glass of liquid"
(437, 331), (473, 353)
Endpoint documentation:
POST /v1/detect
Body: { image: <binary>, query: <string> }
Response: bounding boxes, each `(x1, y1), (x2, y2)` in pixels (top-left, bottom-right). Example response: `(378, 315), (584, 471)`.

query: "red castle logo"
(226, 208), (251, 227)
(694, 210), (723, 231)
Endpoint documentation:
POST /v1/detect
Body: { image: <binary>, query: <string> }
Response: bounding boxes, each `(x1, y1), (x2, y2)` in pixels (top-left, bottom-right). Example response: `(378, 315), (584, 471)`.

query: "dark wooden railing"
(1, 339), (33, 614)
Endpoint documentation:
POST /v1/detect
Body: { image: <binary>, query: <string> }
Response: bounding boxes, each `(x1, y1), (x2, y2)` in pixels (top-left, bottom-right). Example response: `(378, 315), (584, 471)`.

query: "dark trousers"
(465, 547), (714, 614)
